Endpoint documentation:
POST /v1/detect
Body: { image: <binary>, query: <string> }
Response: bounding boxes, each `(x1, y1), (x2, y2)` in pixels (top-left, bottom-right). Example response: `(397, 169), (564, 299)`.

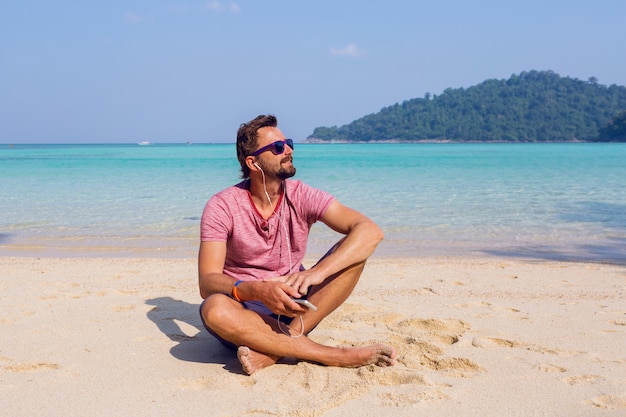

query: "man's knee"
(200, 294), (233, 328)
(199, 295), (240, 349)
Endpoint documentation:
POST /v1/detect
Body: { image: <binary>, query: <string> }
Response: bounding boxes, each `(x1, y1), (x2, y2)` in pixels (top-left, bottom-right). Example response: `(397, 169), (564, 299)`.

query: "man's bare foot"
(237, 343), (395, 375)
(367, 343), (397, 367)
(337, 343), (397, 368)
(237, 346), (280, 375)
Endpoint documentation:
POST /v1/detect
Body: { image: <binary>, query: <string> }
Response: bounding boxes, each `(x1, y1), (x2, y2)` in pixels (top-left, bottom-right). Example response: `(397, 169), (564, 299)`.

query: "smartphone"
(291, 298), (318, 311)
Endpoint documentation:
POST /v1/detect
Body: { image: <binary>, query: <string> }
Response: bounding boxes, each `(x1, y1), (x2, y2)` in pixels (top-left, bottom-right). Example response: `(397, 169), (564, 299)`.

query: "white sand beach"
(1, 256), (625, 416)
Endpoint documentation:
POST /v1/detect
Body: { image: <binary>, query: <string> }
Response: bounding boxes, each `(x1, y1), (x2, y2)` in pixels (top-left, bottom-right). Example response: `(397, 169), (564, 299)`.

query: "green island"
(308, 70), (626, 143)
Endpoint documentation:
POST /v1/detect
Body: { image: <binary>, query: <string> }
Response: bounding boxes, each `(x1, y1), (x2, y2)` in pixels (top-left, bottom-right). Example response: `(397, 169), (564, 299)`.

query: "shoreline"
(3, 239), (625, 266)
(2, 255), (625, 416)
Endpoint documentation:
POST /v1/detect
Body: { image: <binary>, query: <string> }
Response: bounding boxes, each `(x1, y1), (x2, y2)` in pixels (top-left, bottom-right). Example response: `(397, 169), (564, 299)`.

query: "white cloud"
(124, 12), (143, 24)
(330, 43), (365, 57)
(206, 1), (241, 13)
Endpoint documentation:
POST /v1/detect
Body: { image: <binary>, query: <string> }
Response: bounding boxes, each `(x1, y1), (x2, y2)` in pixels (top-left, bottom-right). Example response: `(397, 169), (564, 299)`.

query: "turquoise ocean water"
(1, 143), (625, 263)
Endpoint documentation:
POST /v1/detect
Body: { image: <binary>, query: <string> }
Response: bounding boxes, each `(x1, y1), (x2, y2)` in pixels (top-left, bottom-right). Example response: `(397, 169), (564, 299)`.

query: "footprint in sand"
(561, 374), (604, 385)
(396, 318), (470, 345)
(357, 365), (428, 386)
(472, 336), (565, 355)
(471, 336), (519, 348)
(536, 363), (567, 373)
(390, 334), (483, 376)
(585, 394), (626, 410)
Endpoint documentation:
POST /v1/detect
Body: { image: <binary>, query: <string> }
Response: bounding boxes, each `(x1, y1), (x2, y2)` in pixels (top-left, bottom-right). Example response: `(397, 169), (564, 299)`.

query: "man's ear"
(245, 156), (259, 171)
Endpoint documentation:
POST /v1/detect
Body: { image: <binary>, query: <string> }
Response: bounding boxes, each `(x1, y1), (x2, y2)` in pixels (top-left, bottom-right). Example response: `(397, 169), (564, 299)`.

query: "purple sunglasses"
(250, 138), (294, 156)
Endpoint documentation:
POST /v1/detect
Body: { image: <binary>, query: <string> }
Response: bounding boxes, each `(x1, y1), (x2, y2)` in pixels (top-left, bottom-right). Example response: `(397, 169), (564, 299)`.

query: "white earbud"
(254, 162), (262, 171)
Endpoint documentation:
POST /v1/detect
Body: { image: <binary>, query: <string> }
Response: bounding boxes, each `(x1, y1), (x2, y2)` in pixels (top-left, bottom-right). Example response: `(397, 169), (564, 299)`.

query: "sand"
(1, 255), (625, 416)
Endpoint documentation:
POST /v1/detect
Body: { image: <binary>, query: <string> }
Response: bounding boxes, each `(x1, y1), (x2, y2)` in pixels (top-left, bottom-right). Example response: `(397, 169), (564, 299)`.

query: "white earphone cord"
(259, 167), (302, 337)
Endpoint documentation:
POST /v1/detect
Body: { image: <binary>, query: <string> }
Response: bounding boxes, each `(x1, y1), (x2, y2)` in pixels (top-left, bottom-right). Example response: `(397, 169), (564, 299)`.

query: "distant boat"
(137, 141), (151, 146)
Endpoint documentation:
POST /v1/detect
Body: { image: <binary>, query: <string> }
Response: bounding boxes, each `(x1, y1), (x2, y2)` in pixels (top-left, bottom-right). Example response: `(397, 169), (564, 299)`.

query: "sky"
(1, 1), (625, 143)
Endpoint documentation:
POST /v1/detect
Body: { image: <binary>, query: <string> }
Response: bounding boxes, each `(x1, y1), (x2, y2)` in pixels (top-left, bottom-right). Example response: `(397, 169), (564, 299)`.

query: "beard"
(277, 165), (296, 179)
(277, 156), (296, 179)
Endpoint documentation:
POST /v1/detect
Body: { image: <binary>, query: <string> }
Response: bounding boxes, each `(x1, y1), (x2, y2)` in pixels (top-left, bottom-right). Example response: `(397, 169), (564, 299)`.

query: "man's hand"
(243, 280), (308, 317)
(271, 269), (326, 297)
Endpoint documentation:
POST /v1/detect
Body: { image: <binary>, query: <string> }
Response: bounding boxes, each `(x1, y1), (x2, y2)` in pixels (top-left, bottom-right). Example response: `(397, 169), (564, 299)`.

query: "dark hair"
(236, 114), (278, 178)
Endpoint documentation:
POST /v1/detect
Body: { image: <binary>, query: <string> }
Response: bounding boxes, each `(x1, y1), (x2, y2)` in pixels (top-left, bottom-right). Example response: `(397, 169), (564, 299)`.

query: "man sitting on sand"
(198, 114), (396, 375)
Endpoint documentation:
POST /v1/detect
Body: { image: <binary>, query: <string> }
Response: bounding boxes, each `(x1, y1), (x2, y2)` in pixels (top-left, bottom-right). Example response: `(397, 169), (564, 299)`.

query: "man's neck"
(249, 178), (283, 214)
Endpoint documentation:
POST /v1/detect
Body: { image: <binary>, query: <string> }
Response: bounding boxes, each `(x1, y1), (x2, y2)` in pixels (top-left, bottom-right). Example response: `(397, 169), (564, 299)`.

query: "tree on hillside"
(596, 111), (626, 142)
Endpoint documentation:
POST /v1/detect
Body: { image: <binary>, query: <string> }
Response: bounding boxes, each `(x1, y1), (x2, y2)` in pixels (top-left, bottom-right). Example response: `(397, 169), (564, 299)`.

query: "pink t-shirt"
(200, 179), (334, 282)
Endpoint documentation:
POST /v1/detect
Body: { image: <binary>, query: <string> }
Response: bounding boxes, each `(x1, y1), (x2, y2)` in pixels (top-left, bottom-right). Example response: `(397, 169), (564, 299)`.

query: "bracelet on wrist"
(232, 280), (243, 302)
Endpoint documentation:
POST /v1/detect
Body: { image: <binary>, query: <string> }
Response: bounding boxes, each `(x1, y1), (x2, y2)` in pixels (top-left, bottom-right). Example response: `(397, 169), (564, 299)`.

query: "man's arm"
(198, 241), (233, 299)
(283, 199), (383, 294)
